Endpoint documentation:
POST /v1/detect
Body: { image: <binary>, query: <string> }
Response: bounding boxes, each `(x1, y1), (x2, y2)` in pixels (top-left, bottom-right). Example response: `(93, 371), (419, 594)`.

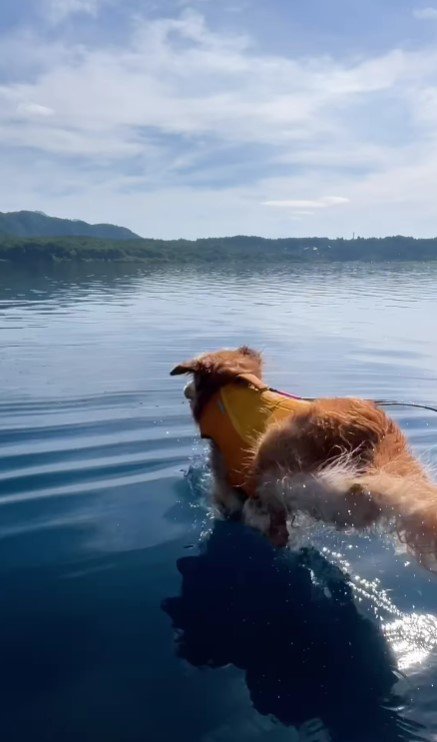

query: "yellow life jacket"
(199, 377), (310, 497)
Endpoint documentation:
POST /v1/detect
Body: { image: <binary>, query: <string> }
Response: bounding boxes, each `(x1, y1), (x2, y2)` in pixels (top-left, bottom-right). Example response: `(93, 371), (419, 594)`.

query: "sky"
(2, 0), (437, 238)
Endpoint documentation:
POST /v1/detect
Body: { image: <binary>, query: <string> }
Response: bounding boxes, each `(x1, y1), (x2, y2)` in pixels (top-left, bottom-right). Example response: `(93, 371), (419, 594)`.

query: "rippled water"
(1, 261), (437, 742)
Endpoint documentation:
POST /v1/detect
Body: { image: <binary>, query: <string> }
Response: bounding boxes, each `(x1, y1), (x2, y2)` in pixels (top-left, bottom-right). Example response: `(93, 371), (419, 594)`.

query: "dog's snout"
(184, 382), (195, 400)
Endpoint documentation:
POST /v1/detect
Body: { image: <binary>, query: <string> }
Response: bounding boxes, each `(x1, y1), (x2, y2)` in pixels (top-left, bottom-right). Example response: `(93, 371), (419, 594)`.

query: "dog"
(171, 346), (437, 571)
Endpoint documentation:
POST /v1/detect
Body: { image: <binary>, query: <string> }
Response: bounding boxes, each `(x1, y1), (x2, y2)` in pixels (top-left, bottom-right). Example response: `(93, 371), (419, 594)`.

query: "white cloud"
(413, 7), (437, 20)
(263, 197), (349, 210)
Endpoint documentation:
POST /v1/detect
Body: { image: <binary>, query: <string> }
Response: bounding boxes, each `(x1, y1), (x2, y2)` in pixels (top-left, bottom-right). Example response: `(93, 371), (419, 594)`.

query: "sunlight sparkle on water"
(322, 546), (437, 671)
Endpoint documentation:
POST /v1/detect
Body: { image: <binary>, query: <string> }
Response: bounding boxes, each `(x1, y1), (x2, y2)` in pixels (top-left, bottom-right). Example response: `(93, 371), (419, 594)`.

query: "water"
(1, 261), (437, 742)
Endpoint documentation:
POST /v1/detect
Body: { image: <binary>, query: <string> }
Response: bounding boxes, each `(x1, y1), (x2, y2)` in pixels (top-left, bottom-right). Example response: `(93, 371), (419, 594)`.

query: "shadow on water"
(163, 521), (427, 742)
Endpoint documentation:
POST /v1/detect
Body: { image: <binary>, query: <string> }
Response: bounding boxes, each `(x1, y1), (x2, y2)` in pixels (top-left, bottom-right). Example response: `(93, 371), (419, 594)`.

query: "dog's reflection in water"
(163, 522), (426, 742)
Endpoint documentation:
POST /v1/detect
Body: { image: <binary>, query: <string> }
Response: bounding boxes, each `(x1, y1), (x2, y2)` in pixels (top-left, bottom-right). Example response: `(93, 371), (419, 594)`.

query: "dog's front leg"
(209, 443), (245, 518)
(243, 490), (289, 547)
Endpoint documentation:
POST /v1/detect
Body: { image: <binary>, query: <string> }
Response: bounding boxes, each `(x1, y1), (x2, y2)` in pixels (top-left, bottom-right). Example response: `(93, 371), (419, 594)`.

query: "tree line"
(1, 234), (437, 263)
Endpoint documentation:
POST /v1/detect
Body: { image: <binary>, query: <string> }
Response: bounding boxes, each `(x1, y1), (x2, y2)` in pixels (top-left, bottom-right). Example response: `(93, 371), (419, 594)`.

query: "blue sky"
(1, 0), (437, 238)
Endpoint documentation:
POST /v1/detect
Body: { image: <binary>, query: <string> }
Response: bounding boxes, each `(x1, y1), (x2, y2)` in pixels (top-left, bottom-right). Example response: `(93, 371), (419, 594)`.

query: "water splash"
(184, 459), (437, 674)
(184, 454), (216, 542)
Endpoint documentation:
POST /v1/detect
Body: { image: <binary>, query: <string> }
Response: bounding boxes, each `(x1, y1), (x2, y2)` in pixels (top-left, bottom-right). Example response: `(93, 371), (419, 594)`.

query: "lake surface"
(1, 260), (437, 742)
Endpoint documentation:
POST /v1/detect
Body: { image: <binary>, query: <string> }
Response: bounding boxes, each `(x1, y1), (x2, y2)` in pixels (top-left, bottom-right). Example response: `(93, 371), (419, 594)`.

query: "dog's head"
(170, 346), (263, 422)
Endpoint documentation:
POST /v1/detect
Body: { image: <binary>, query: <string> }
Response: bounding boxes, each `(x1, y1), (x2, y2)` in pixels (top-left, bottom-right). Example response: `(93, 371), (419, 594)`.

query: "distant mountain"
(0, 211), (140, 240)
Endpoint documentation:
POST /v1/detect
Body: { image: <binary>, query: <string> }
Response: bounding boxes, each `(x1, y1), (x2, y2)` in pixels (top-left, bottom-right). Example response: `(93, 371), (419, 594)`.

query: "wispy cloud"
(0, 13), (420, 160)
(16, 102), (55, 118)
(263, 197), (349, 210)
(413, 6), (437, 20)
(43, 0), (105, 24)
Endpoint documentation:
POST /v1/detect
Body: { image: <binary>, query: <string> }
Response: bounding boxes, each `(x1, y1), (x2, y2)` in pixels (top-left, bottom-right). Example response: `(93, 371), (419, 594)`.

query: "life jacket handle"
(236, 373), (270, 392)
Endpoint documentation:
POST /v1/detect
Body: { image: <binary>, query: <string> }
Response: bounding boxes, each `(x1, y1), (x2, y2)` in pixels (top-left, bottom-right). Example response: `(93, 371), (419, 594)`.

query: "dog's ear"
(238, 346), (262, 362)
(170, 360), (197, 376)
(171, 347), (262, 378)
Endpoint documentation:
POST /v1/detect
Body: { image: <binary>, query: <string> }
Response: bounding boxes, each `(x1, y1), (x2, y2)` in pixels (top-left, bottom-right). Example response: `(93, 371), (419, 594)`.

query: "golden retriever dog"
(171, 346), (437, 571)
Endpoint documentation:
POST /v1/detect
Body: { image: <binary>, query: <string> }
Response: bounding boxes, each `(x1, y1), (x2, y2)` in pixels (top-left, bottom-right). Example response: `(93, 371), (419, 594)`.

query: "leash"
(269, 389), (437, 414)
(241, 376), (437, 415)
(372, 400), (437, 414)
(302, 397), (437, 414)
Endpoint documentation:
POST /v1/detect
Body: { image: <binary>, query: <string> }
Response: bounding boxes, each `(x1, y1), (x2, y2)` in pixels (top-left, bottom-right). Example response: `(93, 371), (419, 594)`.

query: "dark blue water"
(1, 261), (437, 742)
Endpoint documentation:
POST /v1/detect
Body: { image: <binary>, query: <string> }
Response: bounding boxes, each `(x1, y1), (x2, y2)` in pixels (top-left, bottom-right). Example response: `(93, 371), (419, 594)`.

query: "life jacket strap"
(236, 373), (269, 392)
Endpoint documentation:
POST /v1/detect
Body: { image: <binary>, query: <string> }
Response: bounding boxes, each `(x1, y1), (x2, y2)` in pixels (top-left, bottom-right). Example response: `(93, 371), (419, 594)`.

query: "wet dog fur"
(171, 346), (437, 571)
